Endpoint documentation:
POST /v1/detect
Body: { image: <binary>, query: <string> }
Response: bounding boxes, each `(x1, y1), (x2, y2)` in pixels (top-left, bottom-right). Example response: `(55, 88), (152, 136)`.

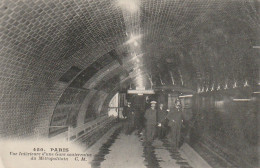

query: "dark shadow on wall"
(190, 87), (258, 168)
(49, 87), (89, 137)
(84, 91), (108, 123)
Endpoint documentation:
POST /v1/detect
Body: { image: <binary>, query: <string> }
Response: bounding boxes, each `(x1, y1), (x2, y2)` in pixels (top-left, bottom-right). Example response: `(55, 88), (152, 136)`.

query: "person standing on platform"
(166, 98), (183, 148)
(134, 107), (143, 135)
(125, 102), (135, 134)
(144, 101), (157, 143)
(157, 103), (168, 139)
(122, 104), (128, 119)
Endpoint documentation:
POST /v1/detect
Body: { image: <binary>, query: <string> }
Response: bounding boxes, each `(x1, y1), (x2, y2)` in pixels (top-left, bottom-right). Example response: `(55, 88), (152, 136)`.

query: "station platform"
(85, 124), (212, 168)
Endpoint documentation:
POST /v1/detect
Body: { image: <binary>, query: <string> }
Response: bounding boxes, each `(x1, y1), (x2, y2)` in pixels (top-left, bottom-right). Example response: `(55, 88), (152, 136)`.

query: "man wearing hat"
(122, 102), (129, 119)
(144, 101), (157, 142)
(124, 102), (135, 134)
(166, 98), (183, 148)
(157, 103), (168, 139)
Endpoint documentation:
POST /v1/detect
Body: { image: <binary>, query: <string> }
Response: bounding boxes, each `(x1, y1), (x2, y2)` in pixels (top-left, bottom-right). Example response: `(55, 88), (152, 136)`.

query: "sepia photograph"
(0, 0), (259, 168)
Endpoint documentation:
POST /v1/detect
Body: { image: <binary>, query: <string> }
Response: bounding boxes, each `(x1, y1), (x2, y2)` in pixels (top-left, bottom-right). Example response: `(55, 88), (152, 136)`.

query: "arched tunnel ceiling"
(0, 0), (259, 95)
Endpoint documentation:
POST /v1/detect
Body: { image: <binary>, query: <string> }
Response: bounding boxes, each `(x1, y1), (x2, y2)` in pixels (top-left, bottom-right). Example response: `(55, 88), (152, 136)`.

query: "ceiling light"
(244, 81), (249, 87)
(224, 84), (228, 89)
(117, 0), (140, 13)
(124, 34), (142, 45)
(179, 95), (193, 98)
(233, 82), (237, 88)
(128, 90), (155, 95)
(233, 99), (251, 102)
(253, 46), (260, 49)
(136, 75), (143, 87)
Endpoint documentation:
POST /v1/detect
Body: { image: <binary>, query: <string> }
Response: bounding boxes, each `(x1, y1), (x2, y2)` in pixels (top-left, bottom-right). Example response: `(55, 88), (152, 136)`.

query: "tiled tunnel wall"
(0, 51), (117, 139)
(64, 90), (116, 144)
(191, 87), (258, 168)
(0, 3), (258, 164)
(0, 0), (126, 138)
(76, 90), (97, 127)
(85, 90), (109, 122)
(47, 83), (113, 138)
(49, 87), (89, 137)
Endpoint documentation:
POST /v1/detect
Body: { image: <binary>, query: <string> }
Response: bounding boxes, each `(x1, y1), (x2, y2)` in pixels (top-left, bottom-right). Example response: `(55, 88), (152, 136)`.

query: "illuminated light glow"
(244, 81), (249, 87)
(201, 87), (204, 92)
(206, 87), (209, 92)
(117, 0), (140, 13)
(179, 95), (193, 98)
(136, 75), (144, 87)
(134, 41), (138, 46)
(258, 82), (260, 86)
(169, 71), (175, 85)
(127, 89), (155, 94)
(124, 34), (142, 45)
(137, 82), (143, 87)
(138, 93), (143, 96)
(133, 53), (144, 58)
(148, 77), (153, 88)
(233, 82), (237, 88)
(224, 84), (228, 90)
(233, 99), (251, 102)
(136, 59), (140, 63)
(197, 88), (201, 93)
(253, 46), (260, 49)
(136, 86), (145, 90)
(215, 100), (224, 107)
(217, 85), (221, 90)
(211, 86), (214, 91)
(253, 91), (260, 94)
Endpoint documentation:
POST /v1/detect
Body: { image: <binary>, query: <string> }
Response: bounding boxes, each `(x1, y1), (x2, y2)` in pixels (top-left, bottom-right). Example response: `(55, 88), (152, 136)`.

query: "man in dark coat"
(124, 102), (135, 134)
(122, 104), (127, 119)
(166, 98), (183, 148)
(144, 101), (157, 142)
(157, 103), (168, 139)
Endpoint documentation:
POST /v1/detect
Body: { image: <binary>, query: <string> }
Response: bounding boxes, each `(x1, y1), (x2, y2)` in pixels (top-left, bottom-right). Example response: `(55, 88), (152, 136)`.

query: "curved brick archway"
(0, 0), (259, 143)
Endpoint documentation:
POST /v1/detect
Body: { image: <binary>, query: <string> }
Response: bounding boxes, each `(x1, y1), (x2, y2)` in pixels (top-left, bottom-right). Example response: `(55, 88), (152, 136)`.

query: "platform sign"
(127, 89), (155, 94)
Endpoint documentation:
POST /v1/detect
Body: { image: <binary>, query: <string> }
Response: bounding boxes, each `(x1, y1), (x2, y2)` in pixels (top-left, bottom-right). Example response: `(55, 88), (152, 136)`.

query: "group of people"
(123, 98), (184, 148)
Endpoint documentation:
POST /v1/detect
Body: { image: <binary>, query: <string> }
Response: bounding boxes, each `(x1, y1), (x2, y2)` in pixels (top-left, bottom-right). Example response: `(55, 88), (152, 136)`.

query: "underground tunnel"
(0, 0), (259, 168)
